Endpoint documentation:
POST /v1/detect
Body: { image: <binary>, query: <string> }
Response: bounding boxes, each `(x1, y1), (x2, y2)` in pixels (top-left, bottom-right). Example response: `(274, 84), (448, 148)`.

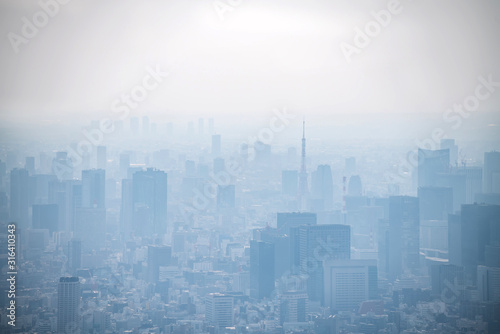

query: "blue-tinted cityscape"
(1, 1), (500, 333)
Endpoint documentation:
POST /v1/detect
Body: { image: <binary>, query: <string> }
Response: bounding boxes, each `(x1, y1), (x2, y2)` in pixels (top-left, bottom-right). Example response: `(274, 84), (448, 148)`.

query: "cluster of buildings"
(0, 119), (499, 333)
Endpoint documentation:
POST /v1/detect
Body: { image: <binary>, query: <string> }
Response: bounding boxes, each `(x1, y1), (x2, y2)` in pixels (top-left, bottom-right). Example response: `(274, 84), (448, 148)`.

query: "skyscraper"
(323, 259), (378, 312)
(57, 277), (80, 333)
(217, 185), (235, 210)
(483, 151), (500, 194)
(311, 165), (334, 211)
(81, 169), (105, 208)
(132, 168), (168, 235)
(388, 196), (420, 280)
(298, 121), (308, 211)
(418, 148), (450, 188)
(147, 245), (172, 283)
(9, 168), (32, 228)
(205, 293), (234, 327)
(32, 204), (59, 233)
(279, 291), (308, 325)
(293, 224), (351, 304)
(250, 240), (275, 300)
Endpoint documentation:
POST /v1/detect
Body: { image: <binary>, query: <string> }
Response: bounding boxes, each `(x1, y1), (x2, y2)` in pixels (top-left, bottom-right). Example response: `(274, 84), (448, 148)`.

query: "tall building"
(418, 148), (450, 188)
(212, 134), (221, 157)
(119, 154), (130, 180)
(81, 169), (105, 208)
(478, 265), (500, 302)
(147, 245), (172, 283)
(311, 165), (334, 211)
(253, 227), (291, 280)
(25, 156), (35, 175)
(205, 293), (233, 328)
(217, 185), (235, 210)
(452, 204), (500, 283)
(250, 240), (275, 300)
(279, 291), (308, 325)
(418, 187), (453, 220)
(347, 175), (363, 197)
(32, 204), (59, 233)
(9, 168), (32, 228)
(96, 146), (106, 170)
(483, 151), (500, 193)
(323, 259), (378, 312)
(277, 212), (316, 235)
(293, 224), (351, 304)
(57, 277), (80, 333)
(440, 139), (458, 167)
(388, 196), (420, 280)
(132, 168), (168, 235)
(298, 121), (308, 211)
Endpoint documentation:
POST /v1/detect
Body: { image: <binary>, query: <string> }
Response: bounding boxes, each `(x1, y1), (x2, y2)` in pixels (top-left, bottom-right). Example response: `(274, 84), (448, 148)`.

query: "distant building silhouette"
(483, 151), (500, 194)
(205, 293), (233, 327)
(418, 148), (450, 188)
(250, 240), (275, 300)
(388, 196), (420, 280)
(57, 277), (80, 333)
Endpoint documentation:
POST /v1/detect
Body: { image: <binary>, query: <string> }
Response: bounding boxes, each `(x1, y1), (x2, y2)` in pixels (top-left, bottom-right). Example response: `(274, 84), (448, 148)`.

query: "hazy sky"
(1, 0), (499, 124)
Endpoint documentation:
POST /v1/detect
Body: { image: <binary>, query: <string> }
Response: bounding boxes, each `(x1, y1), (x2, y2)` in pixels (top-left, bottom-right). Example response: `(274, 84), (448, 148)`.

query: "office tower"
(9, 168), (32, 228)
(451, 204), (500, 283)
(459, 166), (483, 204)
(418, 187), (453, 220)
(440, 138), (458, 167)
(52, 152), (73, 180)
(217, 185), (235, 210)
(213, 157), (225, 175)
(483, 151), (500, 193)
(74, 207), (106, 251)
(0, 159), (6, 190)
(185, 160), (196, 177)
(120, 179), (133, 238)
(119, 153), (130, 179)
(33, 174), (57, 204)
(417, 148), (450, 188)
(298, 121), (308, 210)
(25, 156), (35, 175)
(68, 239), (81, 274)
(142, 116), (150, 134)
(96, 146), (106, 170)
(311, 165), (334, 210)
(82, 169), (105, 208)
(205, 293), (234, 327)
(250, 240), (275, 300)
(277, 212), (316, 235)
(279, 291), (308, 325)
(388, 196), (420, 280)
(282, 170), (299, 197)
(57, 277), (80, 333)
(345, 157), (356, 175)
(253, 227), (291, 279)
(212, 134), (221, 157)
(147, 245), (172, 283)
(430, 264), (464, 300)
(132, 168), (168, 235)
(32, 204), (59, 233)
(293, 224), (351, 304)
(347, 175), (363, 197)
(48, 179), (81, 233)
(323, 259), (378, 312)
(478, 266), (500, 302)
(130, 117), (139, 133)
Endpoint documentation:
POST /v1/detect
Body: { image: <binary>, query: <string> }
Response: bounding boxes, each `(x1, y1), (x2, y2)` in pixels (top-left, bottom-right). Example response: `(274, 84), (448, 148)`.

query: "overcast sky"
(1, 0), (499, 125)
